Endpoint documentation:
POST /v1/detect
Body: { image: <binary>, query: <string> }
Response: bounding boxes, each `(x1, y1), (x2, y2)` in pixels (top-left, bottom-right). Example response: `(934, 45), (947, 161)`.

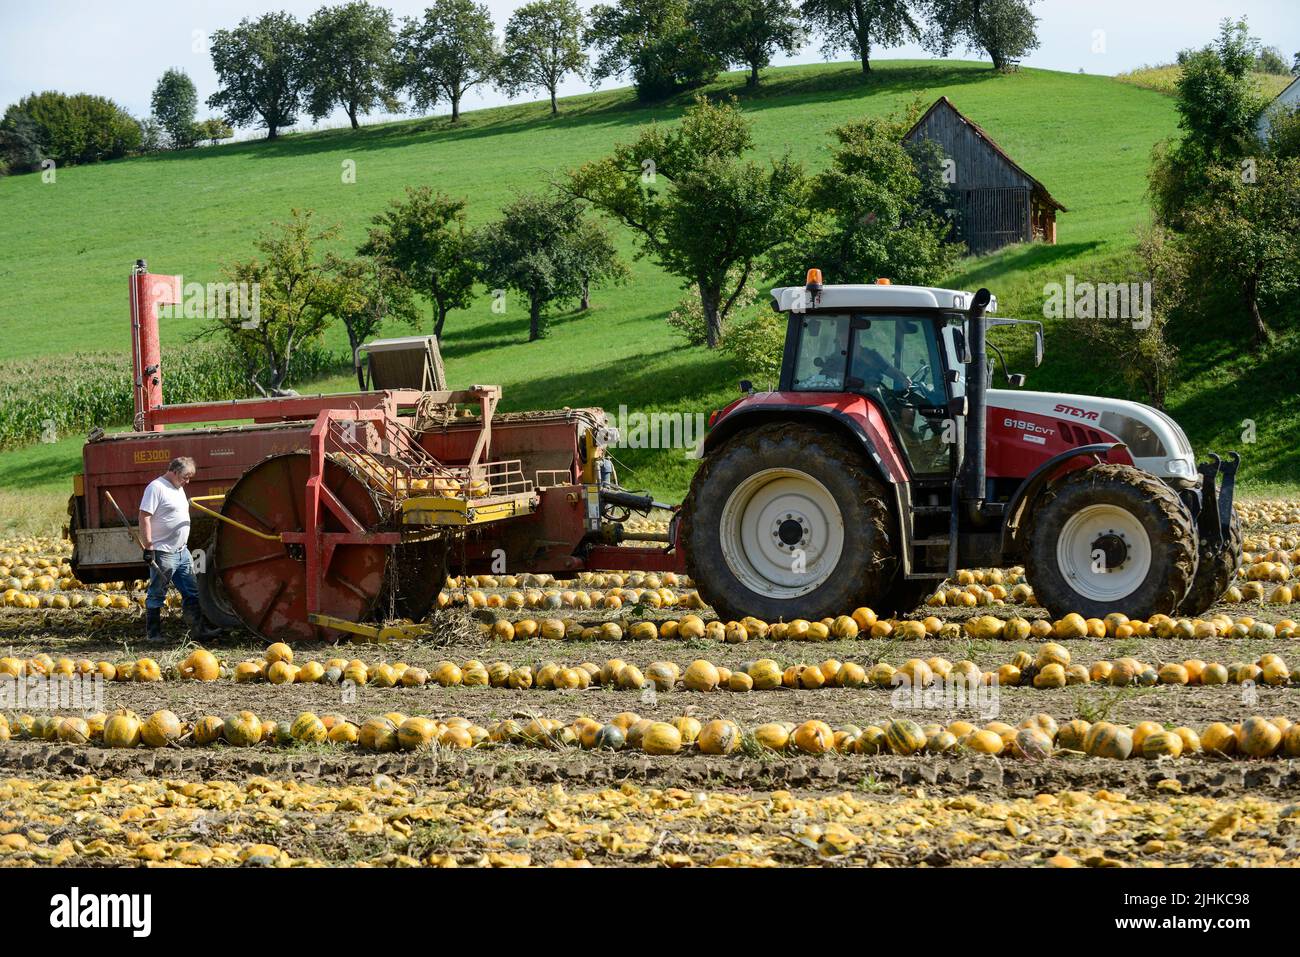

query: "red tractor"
(680, 272), (1240, 622)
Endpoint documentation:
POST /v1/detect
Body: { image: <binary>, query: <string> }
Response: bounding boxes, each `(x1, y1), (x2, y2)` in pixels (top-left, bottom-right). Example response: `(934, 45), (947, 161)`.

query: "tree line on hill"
(1069, 18), (1300, 411)
(0, 0), (1048, 173)
(207, 91), (961, 396)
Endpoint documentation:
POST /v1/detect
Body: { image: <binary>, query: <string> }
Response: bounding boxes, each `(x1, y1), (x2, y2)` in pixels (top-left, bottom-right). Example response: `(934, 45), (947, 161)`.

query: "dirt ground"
(3, 510), (1300, 867)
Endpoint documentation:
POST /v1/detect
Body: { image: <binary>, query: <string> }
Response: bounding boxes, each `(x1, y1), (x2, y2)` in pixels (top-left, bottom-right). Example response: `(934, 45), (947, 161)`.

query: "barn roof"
(904, 96), (1067, 212)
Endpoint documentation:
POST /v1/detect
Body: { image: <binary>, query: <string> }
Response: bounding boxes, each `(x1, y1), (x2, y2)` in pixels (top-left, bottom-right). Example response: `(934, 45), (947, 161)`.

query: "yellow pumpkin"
(328, 722), (359, 745)
(885, 719), (927, 756)
(1141, 730), (1183, 759)
(265, 642), (294, 665)
(358, 717), (400, 752)
(1237, 716), (1281, 758)
(753, 723), (790, 752)
(963, 729), (1003, 755)
(1201, 722), (1236, 756)
(1033, 663), (1067, 689)
(192, 716), (224, 745)
(697, 720), (741, 755)
(133, 658), (162, 682)
(397, 717), (437, 750)
(290, 712), (327, 743)
(852, 726), (886, 755)
(180, 649), (220, 681)
(1011, 727), (1053, 760)
(141, 710), (183, 748)
(296, 661), (326, 684)
(683, 659), (720, 692)
(1084, 722), (1133, 759)
(792, 720), (834, 754)
(1131, 721), (1163, 753)
(642, 722), (683, 755)
(267, 660), (297, 685)
(1282, 724), (1300, 758)
(57, 716), (91, 744)
(223, 711), (263, 747)
(1056, 719), (1091, 752)
(103, 713), (142, 749)
(234, 661), (264, 683)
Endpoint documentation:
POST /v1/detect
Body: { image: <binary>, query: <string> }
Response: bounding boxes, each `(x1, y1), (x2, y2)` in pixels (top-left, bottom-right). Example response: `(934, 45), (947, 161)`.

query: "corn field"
(0, 344), (346, 450)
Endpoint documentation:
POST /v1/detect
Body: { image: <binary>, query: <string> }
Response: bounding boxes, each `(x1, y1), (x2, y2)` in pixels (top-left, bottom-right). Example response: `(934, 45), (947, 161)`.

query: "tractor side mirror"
(739, 379), (753, 394)
(1007, 373), (1027, 388)
(1034, 329), (1044, 368)
(948, 396), (969, 417)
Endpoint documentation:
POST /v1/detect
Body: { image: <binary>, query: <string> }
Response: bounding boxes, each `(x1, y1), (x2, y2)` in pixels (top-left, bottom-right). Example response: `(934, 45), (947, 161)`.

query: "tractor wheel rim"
(1056, 504), (1152, 603)
(719, 468), (844, 597)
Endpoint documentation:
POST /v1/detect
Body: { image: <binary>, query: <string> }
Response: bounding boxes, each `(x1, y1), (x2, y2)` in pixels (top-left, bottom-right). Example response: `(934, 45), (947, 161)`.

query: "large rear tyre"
(1178, 512), (1242, 616)
(680, 423), (898, 622)
(1026, 464), (1196, 620)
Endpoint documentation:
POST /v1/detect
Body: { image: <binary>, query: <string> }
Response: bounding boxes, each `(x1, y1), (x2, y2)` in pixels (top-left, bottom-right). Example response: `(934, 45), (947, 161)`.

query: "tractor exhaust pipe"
(961, 288), (993, 515)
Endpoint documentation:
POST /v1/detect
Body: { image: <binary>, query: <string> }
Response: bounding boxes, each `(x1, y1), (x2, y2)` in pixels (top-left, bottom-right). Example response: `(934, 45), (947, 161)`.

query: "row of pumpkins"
(4, 707), (1300, 761)
(12, 644), (1293, 693)
(475, 608), (1298, 644)
(447, 587), (705, 612)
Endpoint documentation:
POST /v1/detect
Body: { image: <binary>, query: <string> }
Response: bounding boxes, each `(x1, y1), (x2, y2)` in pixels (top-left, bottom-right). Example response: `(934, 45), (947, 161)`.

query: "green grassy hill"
(1, 59), (1292, 535)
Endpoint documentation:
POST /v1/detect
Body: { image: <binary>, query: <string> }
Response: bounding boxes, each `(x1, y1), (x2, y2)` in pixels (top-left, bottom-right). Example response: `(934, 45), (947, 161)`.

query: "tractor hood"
(987, 389), (1197, 482)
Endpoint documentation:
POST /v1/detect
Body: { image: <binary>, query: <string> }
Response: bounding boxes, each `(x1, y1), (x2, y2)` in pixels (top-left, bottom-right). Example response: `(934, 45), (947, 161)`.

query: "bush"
(0, 112), (46, 175)
(2, 91), (141, 167)
(0, 343), (344, 451)
(723, 307), (786, 386)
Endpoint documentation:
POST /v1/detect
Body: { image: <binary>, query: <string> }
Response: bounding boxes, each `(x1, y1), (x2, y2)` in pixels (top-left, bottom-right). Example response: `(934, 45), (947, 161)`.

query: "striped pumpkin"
(1056, 719), (1092, 752)
(1084, 722), (1133, 759)
(885, 719), (927, 756)
(1237, 717), (1281, 758)
(1141, 730), (1183, 759)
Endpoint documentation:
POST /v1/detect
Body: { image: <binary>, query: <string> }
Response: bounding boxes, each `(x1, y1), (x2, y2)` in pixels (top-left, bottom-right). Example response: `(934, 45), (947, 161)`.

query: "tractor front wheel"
(1178, 511), (1242, 616)
(681, 422), (898, 622)
(1026, 464), (1197, 620)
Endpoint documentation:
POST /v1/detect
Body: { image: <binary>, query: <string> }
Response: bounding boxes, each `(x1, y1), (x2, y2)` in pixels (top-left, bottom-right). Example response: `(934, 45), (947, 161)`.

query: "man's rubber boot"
(183, 600), (222, 642)
(145, 607), (165, 644)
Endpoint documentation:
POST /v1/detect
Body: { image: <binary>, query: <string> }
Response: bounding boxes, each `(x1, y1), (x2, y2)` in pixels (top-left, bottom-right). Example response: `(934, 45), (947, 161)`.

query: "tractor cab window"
(848, 315), (950, 475)
(791, 316), (849, 391)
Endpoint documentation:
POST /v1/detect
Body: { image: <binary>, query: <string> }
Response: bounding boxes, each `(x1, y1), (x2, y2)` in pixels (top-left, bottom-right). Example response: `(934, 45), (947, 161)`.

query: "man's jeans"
(146, 548), (200, 610)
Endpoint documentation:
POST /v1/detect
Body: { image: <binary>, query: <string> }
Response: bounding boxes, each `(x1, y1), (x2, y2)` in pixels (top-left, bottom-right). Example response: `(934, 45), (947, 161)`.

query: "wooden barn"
(903, 96), (1066, 255)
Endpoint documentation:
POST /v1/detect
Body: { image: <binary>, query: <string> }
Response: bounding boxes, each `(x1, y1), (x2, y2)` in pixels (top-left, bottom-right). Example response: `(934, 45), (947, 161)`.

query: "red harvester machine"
(69, 262), (681, 642)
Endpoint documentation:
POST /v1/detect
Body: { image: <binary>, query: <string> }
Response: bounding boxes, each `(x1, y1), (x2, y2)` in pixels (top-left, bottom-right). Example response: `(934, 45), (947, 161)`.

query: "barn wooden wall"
(906, 103), (1038, 254)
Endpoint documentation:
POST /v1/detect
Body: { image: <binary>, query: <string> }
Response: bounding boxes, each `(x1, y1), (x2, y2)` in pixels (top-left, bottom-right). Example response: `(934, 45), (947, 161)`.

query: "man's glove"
(142, 548), (155, 566)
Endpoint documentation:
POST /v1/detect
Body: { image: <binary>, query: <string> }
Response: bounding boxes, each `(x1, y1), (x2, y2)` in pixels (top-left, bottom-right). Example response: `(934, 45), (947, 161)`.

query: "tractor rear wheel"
(1026, 464), (1196, 620)
(681, 422), (898, 622)
(1178, 511), (1242, 616)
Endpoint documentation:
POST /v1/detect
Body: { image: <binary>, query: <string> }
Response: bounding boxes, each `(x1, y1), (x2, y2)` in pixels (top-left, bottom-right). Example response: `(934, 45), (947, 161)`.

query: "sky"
(1, 0), (1297, 135)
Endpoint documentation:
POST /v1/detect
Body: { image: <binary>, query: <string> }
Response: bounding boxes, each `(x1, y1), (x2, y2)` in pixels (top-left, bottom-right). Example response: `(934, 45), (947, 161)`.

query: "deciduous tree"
(500, 0), (587, 114)
(358, 187), (477, 341)
(207, 13), (308, 139)
(304, 2), (401, 128)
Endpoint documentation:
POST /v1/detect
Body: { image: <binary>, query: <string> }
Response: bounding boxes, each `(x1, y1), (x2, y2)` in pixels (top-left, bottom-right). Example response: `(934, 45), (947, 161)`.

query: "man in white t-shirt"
(139, 456), (215, 643)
